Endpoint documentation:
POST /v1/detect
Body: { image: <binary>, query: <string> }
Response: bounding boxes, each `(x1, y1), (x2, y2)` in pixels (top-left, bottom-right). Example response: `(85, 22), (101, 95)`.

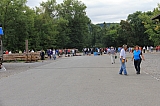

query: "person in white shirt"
(147, 46), (149, 53)
(9, 51), (12, 54)
(53, 49), (56, 60)
(143, 46), (146, 53)
(110, 47), (116, 64)
(119, 45), (128, 75)
(31, 49), (34, 53)
(72, 49), (75, 56)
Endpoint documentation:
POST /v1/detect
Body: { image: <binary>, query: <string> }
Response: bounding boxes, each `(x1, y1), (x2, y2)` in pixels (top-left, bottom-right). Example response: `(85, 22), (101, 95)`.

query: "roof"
(152, 14), (160, 20)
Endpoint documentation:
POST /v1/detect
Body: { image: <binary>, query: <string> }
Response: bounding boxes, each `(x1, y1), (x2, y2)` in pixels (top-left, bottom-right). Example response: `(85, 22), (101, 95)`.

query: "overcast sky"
(27, 0), (160, 24)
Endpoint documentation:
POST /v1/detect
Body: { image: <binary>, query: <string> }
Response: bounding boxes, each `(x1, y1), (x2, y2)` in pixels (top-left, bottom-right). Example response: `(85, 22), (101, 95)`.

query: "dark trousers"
(134, 59), (141, 74)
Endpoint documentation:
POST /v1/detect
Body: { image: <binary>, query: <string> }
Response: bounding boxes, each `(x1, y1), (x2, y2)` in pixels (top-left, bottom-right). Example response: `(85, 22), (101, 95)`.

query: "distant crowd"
(3, 45), (160, 61)
(82, 45), (160, 56)
(3, 49), (35, 54)
(40, 49), (79, 60)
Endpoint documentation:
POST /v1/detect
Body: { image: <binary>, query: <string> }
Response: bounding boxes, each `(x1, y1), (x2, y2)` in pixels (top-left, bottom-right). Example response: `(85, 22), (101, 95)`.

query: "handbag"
(115, 55), (117, 59)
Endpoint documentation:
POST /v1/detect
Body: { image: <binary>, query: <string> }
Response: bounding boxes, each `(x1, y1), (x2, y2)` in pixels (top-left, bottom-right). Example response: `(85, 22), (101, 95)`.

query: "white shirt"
(72, 49), (75, 53)
(120, 48), (126, 59)
(143, 47), (146, 50)
(53, 50), (56, 55)
(147, 46), (149, 50)
(97, 49), (100, 52)
(9, 51), (12, 54)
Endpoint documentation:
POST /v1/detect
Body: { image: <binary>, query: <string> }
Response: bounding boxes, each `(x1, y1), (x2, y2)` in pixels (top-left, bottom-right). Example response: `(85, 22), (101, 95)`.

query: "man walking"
(53, 49), (56, 60)
(143, 46), (146, 53)
(40, 50), (45, 61)
(49, 49), (53, 60)
(72, 49), (75, 56)
(119, 45), (128, 75)
(110, 47), (116, 64)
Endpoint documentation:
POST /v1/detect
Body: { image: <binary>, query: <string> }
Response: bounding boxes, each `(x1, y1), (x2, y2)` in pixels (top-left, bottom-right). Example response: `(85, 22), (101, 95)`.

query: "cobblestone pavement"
(142, 52), (160, 81)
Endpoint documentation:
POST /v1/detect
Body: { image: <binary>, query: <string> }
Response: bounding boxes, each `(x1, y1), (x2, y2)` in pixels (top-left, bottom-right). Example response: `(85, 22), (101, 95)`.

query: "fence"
(3, 53), (41, 62)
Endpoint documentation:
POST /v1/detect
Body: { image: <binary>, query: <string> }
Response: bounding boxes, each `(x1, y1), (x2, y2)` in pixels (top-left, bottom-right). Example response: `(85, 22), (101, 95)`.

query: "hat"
(123, 44), (127, 48)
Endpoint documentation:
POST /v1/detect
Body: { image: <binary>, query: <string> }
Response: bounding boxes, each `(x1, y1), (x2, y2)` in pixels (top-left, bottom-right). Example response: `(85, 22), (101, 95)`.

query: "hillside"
(96, 23), (119, 27)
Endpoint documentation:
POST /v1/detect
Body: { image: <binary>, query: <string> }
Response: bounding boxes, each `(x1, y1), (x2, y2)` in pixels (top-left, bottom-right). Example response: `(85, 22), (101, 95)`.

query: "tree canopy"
(0, 0), (159, 52)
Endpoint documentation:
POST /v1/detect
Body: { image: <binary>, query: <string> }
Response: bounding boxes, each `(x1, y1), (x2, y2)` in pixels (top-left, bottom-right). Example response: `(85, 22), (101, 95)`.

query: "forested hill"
(97, 23), (119, 27)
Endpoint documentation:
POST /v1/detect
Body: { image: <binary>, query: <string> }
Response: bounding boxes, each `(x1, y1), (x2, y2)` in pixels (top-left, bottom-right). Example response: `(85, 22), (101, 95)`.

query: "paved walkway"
(0, 54), (160, 106)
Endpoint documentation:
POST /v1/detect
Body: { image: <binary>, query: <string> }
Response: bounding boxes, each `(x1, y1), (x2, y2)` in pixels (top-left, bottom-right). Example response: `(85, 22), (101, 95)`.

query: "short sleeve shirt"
(133, 50), (141, 60)
(120, 48), (126, 59)
(110, 49), (115, 54)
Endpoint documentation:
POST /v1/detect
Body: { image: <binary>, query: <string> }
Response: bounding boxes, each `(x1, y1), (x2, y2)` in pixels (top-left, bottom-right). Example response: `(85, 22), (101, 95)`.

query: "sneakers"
(136, 71), (140, 75)
(119, 73), (128, 76)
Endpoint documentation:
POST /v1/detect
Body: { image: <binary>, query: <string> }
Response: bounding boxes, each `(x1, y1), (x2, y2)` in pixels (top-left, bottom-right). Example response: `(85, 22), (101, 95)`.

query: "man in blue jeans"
(119, 45), (128, 75)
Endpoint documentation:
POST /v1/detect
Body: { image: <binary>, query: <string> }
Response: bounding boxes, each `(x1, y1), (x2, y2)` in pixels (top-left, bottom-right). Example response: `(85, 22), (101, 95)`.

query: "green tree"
(127, 11), (153, 46)
(55, 17), (69, 49)
(34, 0), (58, 50)
(118, 20), (134, 46)
(57, 0), (90, 49)
(0, 0), (35, 51)
(139, 4), (160, 46)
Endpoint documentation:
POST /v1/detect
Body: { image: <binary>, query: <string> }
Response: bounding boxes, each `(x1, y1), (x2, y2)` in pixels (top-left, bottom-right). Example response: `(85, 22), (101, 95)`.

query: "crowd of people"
(3, 45), (159, 74)
(82, 47), (117, 56)
(82, 45), (160, 57)
(40, 49), (78, 61)
(128, 45), (160, 53)
(3, 49), (35, 54)
(2, 44), (160, 76)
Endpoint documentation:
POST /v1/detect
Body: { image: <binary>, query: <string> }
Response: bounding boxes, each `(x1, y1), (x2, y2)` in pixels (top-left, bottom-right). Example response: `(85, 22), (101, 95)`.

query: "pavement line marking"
(143, 70), (160, 81)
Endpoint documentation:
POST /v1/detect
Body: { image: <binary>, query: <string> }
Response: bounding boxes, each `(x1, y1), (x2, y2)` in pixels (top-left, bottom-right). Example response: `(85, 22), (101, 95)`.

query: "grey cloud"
(90, 14), (129, 24)
(85, 0), (159, 23)
(27, 0), (160, 23)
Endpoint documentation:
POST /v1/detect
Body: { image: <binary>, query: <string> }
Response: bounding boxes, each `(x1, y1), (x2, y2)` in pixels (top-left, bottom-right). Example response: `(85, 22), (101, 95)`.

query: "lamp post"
(0, 24), (4, 69)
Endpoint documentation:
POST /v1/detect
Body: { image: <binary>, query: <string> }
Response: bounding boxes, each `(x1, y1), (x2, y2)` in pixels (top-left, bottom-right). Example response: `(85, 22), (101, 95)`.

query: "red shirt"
(6, 51), (9, 54)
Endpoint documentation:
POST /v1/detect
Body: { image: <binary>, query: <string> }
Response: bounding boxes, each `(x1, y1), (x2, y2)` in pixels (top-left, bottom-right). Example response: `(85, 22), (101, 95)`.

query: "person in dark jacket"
(40, 50), (45, 61)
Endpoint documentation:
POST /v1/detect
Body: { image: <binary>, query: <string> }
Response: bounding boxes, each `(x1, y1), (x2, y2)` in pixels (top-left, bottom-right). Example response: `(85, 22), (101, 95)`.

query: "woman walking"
(132, 46), (145, 74)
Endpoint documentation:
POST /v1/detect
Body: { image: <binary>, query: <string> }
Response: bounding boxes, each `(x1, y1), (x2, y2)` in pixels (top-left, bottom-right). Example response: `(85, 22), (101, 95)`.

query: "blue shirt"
(133, 50), (141, 60)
